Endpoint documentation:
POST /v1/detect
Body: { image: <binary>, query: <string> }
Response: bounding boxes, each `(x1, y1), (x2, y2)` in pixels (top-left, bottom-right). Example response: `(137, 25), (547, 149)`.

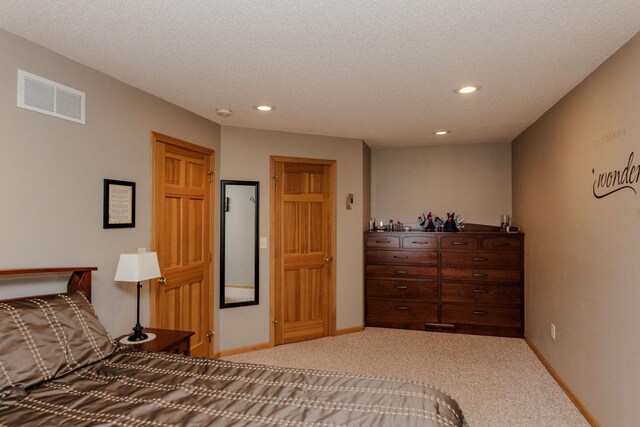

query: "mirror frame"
(220, 180), (260, 309)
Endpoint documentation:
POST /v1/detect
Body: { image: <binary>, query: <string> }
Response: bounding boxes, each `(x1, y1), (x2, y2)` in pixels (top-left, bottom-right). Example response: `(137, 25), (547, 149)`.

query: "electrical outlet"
(550, 323), (556, 340)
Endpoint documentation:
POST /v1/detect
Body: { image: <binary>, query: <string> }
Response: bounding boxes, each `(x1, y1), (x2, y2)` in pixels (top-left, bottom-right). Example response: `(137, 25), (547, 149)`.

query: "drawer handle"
(395, 270), (408, 275)
(375, 240), (390, 244)
(472, 289), (488, 293)
(411, 241), (429, 245)
(492, 242), (509, 246)
(395, 306), (409, 311)
(395, 285), (409, 290)
(472, 311), (488, 316)
(472, 273), (488, 277)
(393, 255), (409, 259)
(472, 257), (488, 261)
(451, 242), (468, 246)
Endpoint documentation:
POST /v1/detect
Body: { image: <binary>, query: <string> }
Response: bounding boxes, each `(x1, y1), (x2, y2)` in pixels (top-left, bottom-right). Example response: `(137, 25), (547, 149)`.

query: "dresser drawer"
(481, 236), (522, 251)
(367, 279), (438, 301)
(367, 265), (438, 279)
(441, 282), (522, 305)
(367, 250), (437, 265)
(442, 304), (521, 328)
(441, 267), (520, 283)
(441, 251), (521, 268)
(440, 236), (479, 250)
(402, 236), (438, 249)
(441, 267), (521, 283)
(366, 235), (400, 248)
(367, 299), (438, 322)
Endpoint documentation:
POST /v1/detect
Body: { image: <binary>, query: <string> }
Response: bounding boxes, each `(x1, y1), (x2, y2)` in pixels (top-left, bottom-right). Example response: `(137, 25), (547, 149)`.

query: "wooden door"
(271, 157), (336, 345)
(151, 132), (214, 357)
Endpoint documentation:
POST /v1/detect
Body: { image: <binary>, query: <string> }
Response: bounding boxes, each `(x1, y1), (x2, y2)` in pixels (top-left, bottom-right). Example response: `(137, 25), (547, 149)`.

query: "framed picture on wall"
(103, 179), (136, 228)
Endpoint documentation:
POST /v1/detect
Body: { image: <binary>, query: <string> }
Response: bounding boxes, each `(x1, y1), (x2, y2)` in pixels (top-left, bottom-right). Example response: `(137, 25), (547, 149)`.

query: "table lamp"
(114, 250), (161, 342)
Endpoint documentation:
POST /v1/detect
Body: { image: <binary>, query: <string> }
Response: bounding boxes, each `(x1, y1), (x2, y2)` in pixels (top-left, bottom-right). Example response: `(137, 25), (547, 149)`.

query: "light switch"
(346, 193), (354, 210)
(260, 237), (268, 249)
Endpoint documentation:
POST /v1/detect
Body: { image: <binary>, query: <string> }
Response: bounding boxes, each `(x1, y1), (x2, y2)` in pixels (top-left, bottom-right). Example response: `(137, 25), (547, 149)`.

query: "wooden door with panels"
(271, 156), (336, 345)
(151, 132), (214, 358)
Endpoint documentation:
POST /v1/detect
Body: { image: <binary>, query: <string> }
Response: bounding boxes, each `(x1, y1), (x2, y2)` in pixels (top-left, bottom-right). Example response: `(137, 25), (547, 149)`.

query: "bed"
(0, 267), (467, 426)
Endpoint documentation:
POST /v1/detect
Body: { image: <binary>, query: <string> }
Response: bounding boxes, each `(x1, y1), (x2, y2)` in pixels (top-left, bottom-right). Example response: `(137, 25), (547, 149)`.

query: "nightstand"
(118, 328), (195, 356)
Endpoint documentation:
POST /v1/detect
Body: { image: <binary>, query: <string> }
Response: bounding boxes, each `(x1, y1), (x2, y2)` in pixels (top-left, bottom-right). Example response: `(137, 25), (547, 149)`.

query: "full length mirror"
(220, 180), (259, 308)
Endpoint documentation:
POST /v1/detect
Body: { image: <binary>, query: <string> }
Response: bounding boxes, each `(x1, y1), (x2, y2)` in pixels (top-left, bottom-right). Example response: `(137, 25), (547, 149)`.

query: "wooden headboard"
(0, 267), (97, 303)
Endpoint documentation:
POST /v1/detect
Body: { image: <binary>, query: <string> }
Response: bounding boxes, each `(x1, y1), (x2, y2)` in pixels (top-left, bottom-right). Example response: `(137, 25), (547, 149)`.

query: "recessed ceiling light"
(454, 85), (481, 94)
(216, 107), (232, 117)
(253, 104), (275, 111)
(433, 130), (450, 135)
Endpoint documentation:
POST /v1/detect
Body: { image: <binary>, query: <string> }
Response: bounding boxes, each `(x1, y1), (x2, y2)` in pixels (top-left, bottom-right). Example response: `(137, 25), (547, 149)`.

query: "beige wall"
(512, 33), (640, 426)
(363, 142), (371, 230)
(371, 143), (512, 226)
(0, 29), (221, 349)
(219, 126), (365, 350)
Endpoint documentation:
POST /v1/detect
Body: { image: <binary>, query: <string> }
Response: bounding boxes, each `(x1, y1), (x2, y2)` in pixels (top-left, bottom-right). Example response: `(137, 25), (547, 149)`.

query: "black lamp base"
(127, 281), (148, 342)
(127, 323), (148, 342)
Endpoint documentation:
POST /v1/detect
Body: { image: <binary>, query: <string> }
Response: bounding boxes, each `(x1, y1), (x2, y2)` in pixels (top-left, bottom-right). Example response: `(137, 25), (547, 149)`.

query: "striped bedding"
(0, 292), (466, 426)
(0, 349), (467, 426)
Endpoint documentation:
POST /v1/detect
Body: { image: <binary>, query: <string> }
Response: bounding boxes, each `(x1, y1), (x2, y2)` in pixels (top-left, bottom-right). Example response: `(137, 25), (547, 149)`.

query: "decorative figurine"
(419, 211), (464, 232)
(419, 211), (436, 231)
(425, 212), (435, 231)
(444, 212), (458, 232)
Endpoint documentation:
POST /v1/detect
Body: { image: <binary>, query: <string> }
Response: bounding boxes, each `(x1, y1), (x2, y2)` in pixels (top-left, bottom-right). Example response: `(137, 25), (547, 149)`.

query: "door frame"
(150, 131), (215, 355)
(269, 155), (337, 347)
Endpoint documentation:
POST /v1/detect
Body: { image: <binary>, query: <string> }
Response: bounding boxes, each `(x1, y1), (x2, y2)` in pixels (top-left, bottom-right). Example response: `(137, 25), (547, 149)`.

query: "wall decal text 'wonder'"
(592, 152), (639, 199)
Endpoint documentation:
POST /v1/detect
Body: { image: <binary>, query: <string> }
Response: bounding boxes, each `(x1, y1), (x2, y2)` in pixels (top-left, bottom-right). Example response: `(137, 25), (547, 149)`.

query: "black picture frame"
(103, 179), (136, 229)
(220, 180), (260, 309)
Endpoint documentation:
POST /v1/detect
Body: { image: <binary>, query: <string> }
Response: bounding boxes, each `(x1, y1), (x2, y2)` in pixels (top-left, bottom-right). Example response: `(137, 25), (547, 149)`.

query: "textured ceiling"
(0, 1), (638, 148)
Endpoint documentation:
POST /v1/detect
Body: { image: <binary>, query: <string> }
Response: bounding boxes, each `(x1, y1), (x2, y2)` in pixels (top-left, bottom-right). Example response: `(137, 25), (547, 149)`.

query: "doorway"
(270, 156), (336, 345)
(151, 132), (214, 357)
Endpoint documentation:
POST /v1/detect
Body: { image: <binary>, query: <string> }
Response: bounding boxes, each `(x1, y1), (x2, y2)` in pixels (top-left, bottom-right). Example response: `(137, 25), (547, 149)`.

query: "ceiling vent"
(17, 69), (85, 124)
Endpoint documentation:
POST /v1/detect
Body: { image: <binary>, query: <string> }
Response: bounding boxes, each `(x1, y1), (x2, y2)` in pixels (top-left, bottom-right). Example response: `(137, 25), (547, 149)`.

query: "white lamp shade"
(114, 252), (161, 282)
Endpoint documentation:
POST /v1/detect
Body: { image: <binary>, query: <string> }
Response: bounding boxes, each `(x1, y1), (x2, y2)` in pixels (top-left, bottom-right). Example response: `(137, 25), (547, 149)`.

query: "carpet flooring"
(225, 328), (589, 427)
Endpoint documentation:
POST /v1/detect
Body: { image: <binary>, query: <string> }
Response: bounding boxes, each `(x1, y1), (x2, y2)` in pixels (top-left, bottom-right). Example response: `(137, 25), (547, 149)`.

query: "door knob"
(158, 277), (168, 286)
(206, 330), (214, 343)
(324, 256), (333, 263)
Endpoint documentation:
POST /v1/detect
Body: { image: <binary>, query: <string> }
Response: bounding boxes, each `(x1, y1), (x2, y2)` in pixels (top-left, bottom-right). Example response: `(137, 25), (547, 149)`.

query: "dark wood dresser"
(365, 230), (524, 337)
